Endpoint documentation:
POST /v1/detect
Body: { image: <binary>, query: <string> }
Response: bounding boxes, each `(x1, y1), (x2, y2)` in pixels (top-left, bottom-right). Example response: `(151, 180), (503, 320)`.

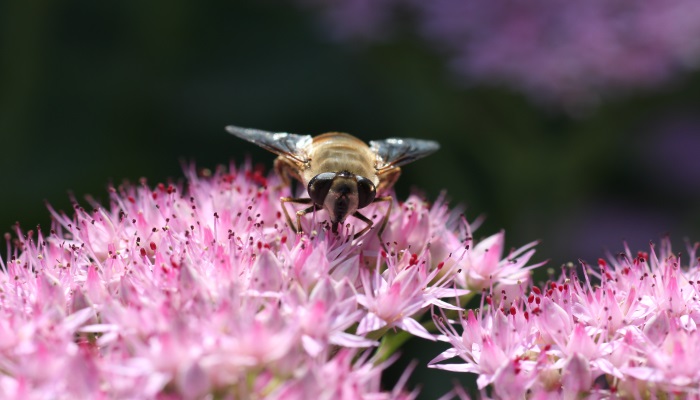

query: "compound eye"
(356, 176), (376, 208)
(308, 172), (336, 205)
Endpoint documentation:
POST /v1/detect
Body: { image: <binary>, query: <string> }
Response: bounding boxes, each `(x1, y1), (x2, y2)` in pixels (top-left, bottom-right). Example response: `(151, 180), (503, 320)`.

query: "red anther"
(150, 242), (157, 251)
(222, 173), (235, 183)
(250, 171), (267, 187)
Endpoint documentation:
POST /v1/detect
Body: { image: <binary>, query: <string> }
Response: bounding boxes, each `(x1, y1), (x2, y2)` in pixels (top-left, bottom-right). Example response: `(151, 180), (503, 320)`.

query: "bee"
(226, 125), (439, 244)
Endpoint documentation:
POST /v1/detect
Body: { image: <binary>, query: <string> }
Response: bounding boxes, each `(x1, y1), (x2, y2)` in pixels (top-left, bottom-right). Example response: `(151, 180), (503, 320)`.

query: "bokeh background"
(2, 0), (700, 397)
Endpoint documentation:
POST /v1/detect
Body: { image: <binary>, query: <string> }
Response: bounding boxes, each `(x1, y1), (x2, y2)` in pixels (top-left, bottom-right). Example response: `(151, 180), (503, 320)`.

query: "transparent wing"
(226, 125), (312, 165)
(369, 138), (440, 171)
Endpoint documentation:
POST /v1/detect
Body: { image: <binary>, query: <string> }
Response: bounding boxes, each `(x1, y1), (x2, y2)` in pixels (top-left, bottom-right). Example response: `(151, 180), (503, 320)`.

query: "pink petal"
(398, 318), (435, 341)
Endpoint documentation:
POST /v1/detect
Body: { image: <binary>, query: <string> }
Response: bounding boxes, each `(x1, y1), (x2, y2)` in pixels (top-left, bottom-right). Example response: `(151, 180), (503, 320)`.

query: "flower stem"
(375, 330), (412, 363)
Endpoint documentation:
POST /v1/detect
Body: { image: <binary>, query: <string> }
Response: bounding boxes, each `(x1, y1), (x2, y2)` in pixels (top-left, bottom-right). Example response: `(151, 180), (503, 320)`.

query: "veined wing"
(226, 125), (312, 165)
(369, 138), (440, 171)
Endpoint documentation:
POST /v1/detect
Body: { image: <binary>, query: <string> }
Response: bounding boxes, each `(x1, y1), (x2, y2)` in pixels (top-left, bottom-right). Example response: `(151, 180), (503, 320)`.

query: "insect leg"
(280, 197), (314, 233)
(296, 204), (321, 234)
(351, 211), (373, 239)
(373, 196), (393, 247)
(274, 157), (303, 190)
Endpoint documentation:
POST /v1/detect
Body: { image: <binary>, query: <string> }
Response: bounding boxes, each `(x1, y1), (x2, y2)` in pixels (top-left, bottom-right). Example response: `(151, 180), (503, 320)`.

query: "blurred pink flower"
(418, 0), (700, 106)
(431, 238), (700, 398)
(0, 162), (536, 398)
(295, 0), (700, 107)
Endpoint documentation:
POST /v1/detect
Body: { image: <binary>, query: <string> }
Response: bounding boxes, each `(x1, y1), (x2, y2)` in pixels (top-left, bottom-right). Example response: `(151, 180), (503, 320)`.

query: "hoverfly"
(226, 125), (439, 244)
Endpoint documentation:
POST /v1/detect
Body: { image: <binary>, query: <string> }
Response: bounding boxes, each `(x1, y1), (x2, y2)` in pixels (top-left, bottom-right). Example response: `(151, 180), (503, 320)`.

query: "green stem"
(375, 330), (412, 363)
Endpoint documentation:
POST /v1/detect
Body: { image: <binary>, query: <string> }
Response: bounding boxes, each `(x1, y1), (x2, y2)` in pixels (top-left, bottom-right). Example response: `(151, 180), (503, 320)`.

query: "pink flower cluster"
(295, 0), (700, 106)
(432, 239), (700, 398)
(0, 163), (538, 398)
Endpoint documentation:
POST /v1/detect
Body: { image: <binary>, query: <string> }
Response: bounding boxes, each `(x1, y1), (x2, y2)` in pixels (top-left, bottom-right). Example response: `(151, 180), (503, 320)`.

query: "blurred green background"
(2, 0), (700, 397)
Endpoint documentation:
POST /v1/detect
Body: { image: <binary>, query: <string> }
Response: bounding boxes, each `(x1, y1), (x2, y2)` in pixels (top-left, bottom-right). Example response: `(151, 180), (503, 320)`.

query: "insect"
(226, 125), (439, 244)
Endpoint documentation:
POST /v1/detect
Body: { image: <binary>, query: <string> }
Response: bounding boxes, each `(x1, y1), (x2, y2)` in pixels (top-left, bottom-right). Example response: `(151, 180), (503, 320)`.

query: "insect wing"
(369, 138), (440, 171)
(226, 125), (312, 165)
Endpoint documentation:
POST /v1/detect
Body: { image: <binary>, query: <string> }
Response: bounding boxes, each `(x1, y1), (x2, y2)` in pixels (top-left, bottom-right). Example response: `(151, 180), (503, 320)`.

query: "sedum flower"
(431, 238), (700, 398)
(452, 230), (543, 295)
(356, 244), (466, 340)
(0, 162), (536, 398)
